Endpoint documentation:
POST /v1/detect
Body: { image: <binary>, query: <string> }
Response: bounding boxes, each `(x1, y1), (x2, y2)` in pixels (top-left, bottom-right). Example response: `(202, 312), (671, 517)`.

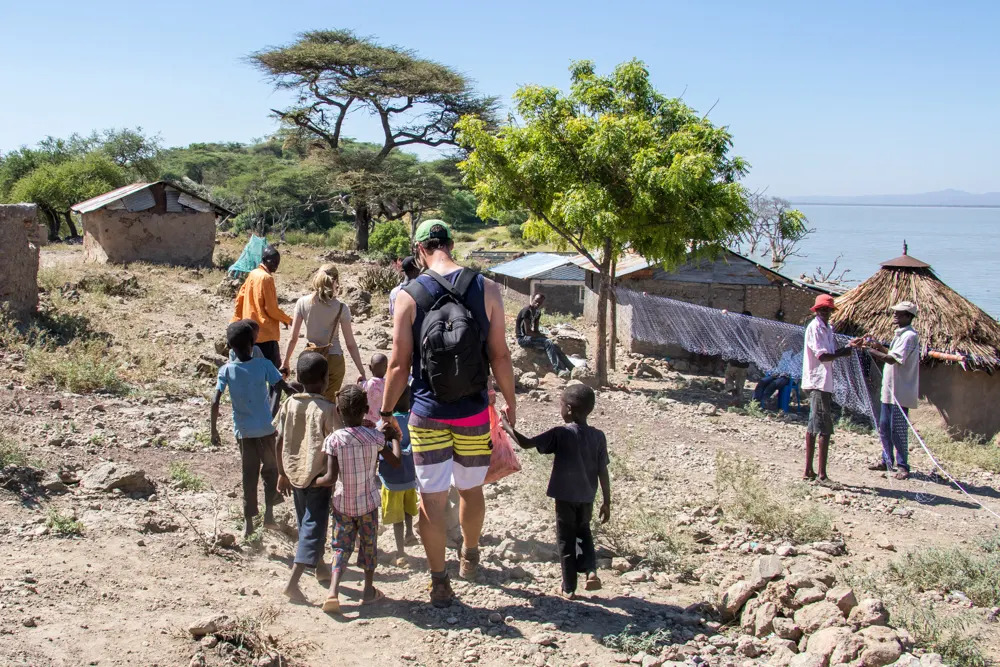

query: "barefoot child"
(274, 352), (342, 601)
(378, 387), (418, 560)
(318, 385), (401, 613)
(360, 353), (387, 426)
(510, 384), (611, 599)
(211, 321), (294, 537)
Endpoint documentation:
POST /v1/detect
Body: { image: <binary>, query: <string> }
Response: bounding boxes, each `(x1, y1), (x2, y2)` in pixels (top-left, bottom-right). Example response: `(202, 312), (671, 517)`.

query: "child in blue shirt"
(378, 387), (418, 559)
(211, 320), (294, 537)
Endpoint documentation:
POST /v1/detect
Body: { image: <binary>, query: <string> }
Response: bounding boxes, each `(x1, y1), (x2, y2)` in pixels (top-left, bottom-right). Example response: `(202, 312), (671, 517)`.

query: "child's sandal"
(321, 597), (341, 614)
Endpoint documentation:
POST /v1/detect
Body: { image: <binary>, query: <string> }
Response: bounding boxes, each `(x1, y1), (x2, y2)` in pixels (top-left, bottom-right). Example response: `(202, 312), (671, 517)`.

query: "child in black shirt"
(511, 384), (611, 598)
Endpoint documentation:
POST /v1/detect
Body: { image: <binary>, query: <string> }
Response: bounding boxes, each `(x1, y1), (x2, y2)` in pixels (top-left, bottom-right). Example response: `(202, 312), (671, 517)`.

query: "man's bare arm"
(484, 278), (516, 427)
(381, 290), (415, 416)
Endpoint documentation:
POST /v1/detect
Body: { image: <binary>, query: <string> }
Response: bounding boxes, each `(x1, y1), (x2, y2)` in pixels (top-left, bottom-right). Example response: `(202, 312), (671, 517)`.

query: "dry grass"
(885, 535), (1000, 607)
(916, 425), (1000, 475)
(26, 338), (128, 394)
(714, 452), (833, 543)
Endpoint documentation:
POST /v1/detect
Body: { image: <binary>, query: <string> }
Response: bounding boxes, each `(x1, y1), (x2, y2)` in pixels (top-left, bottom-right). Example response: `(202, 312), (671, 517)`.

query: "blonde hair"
(311, 263), (340, 303)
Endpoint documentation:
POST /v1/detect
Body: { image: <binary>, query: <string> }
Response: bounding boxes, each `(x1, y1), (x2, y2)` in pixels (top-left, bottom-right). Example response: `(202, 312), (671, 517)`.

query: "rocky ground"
(0, 242), (998, 667)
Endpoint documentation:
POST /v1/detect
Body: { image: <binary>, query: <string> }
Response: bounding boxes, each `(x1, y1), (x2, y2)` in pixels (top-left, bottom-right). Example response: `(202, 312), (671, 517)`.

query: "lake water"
(777, 205), (1000, 318)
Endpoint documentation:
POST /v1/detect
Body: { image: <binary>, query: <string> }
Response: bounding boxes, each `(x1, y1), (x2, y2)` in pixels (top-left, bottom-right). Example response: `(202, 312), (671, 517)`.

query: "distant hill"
(787, 189), (1000, 207)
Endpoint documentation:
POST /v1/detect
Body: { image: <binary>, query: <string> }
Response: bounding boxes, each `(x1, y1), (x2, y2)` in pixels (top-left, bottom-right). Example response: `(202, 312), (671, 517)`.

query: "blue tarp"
(228, 235), (268, 278)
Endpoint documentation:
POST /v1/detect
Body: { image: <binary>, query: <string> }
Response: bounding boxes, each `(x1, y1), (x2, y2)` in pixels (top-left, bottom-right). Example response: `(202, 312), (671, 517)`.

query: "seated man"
(516, 293), (573, 375)
(752, 349), (803, 409)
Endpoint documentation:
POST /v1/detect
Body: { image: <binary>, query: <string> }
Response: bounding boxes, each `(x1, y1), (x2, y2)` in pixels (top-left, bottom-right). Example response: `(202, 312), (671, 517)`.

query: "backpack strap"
(424, 269), (479, 300)
(402, 280), (435, 313)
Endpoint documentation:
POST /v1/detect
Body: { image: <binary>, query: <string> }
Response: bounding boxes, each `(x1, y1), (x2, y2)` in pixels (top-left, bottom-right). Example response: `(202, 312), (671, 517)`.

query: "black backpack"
(404, 269), (489, 403)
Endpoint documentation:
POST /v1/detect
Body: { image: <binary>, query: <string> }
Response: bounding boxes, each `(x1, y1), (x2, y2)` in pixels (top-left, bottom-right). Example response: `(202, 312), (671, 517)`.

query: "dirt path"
(1, 245), (997, 666)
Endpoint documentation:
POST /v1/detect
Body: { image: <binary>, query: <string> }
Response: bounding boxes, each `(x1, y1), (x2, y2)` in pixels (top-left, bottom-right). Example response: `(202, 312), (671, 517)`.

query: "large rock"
(754, 601), (779, 637)
(806, 627), (864, 666)
(549, 326), (587, 358)
(825, 587), (859, 617)
(787, 653), (827, 667)
(773, 617), (803, 641)
(848, 599), (889, 629)
(754, 555), (785, 582)
(188, 614), (230, 637)
(858, 626), (903, 667)
(570, 364), (599, 389)
(793, 601), (846, 634)
(80, 462), (153, 494)
(720, 579), (762, 620)
(511, 346), (549, 374)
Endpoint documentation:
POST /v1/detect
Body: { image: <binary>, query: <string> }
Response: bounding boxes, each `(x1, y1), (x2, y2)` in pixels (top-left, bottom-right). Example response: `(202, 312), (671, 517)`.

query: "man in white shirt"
(862, 301), (920, 480)
(801, 294), (857, 482)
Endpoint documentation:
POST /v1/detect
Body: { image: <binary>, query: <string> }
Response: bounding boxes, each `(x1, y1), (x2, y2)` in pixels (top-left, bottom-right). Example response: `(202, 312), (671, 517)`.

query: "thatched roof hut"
(832, 245), (1000, 438)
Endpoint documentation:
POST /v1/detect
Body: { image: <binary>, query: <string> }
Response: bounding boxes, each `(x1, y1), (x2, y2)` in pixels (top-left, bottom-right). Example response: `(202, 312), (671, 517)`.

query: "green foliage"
(601, 624), (674, 655)
(458, 59), (750, 382)
(714, 452), (832, 543)
(357, 264), (402, 294)
(441, 189), (483, 228)
(26, 338), (128, 395)
(9, 153), (129, 213)
(733, 194), (813, 267)
(885, 537), (1000, 607)
(46, 508), (84, 537)
(283, 224), (356, 249)
(169, 462), (207, 491)
(368, 219), (411, 259)
(0, 437), (30, 467)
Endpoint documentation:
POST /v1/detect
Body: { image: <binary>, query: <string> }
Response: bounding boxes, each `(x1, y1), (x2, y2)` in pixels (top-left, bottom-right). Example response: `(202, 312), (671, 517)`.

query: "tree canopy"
(731, 194), (811, 268)
(249, 29), (498, 249)
(458, 59), (752, 383)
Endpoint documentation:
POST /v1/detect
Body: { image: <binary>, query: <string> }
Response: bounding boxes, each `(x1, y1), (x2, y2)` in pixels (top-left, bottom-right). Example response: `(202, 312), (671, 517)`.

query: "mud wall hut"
(0, 204), (41, 319)
(72, 182), (232, 267)
(832, 247), (1000, 439)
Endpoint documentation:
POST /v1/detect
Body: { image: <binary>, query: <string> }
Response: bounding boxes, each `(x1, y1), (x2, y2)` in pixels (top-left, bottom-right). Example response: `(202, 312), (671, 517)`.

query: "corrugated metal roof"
(490, 253), (577, 279)
(71, 181), (234, 216)
(536, 263), (585, 281)
(571, 253), (653, 277)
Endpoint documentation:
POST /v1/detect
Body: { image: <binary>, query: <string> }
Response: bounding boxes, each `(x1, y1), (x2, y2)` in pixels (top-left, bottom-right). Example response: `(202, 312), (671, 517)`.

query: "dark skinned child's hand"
(599, 501), (611, 524)
(277, 474), (292, 496)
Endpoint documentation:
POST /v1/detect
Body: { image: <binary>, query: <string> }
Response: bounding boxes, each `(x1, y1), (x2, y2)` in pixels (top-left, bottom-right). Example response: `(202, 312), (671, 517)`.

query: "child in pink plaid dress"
(317, 385), (400, 614)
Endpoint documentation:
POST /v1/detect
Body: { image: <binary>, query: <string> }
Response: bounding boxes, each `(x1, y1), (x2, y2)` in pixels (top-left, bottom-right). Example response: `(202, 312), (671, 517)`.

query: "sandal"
(362, 588), (386, 605)
(584, 574), (603, 591)
(802, 473), (817, 482)
(321, 596), (342, 614)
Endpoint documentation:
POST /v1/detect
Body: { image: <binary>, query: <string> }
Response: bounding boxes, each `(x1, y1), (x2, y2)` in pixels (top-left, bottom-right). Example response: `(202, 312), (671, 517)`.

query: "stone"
(772, 617), (803, 641)
(848, 599), (889, 629)
(188, 614), (229, 637)
(918, 654), (945, 667)
(611, 557), (631, 573)
(806, 627), (856, 665)
(137, 513), (180, 534)
(519, 372), (540, 390)
(876, 536), (895, 551)
(720, 580), (761, 620)
(810, 541), (846, 556)
(736, 636), (761, 658)
(740, 597), (762, 635)
(754, 555), (784, 582)
(825, 587), (859, 617)
(793, 601), (845, 634)
(623, 570), (650, 583)
(698, 402), (718, 416)
(768, 646), (798, 667)
(754, 602), (779, 637)
(178, 426), (197, 442)
(640, 656), (663, 667)
(570, 364), (599, 389)
(530, 632), (557, 646)
(787, 653), (826, 667)
(200, 635), (219, 649)
(794, 587), (826, 607)
(859, 626), (903, 667)
(41, 474), (69, 493)
(80, 462), (154, 494)
(216, 533), (237, 548)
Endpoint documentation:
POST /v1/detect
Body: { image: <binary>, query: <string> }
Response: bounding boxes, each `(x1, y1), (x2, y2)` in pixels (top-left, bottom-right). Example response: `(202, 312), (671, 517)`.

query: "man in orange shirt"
(232, 246), (292, 412)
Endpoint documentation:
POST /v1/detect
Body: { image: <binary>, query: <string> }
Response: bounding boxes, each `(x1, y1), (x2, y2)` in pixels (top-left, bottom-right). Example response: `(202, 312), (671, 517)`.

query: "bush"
(357, 264), (402, 294)
(284, 224), (356, 249)
(0, 437), (30, 467)
(453, 231), (476, 243)
(47, 508), (84, 537)
(369, 220), (410, 259)
(601, 624), (674, 655)
(715, 452), (832, 543)
(26, 338), (128, 395)
(214, 248), (236, 270)
(169, 462), (206, 491)
(505, 222), (523, 240)
(886, 536), (1000, 607)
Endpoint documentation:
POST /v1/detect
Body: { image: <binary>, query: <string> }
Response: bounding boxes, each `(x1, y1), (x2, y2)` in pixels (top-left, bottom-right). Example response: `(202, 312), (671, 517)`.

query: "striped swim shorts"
(408, 409), (492, 493)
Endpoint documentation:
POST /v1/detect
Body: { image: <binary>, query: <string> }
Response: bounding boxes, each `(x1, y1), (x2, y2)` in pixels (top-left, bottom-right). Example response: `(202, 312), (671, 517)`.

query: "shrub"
(369, 220), (410, 259)
(283, 224), (356, 249)
(601, 624), (674, 654)
(169, 462), (206, 491)
(453, 231), (476, 243)
(357, 264), (402, 294)
(214, 248), (236, 270)
(46, 508), (84, 537)
(715, 452), (832, 543)
(0, 437), (29, 467)
(26, 338), (128, 395)
(505, 222), (523, 240)
(885, 537), (1000, 607)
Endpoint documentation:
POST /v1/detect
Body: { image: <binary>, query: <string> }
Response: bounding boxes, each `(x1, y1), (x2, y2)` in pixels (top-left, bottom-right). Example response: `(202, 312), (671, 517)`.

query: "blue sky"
(1, 0), (997, 196)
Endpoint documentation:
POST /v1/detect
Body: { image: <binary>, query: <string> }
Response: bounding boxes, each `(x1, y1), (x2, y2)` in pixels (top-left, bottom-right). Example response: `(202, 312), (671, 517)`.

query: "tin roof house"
(488, 252), (586, 315)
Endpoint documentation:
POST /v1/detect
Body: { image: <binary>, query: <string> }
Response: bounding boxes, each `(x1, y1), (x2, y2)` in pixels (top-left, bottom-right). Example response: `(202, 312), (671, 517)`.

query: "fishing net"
(227, 234), (268, 279)
(615, 288), (878, 424)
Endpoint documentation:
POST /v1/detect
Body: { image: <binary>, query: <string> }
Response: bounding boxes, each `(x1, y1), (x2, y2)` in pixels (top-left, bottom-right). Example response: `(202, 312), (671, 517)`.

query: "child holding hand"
(274, 352), (342, 602)
(378, 387), (419, 561)
(360, 353), (387, 426)
(510, 384), (611, 599)
(318, 385), (400, 613)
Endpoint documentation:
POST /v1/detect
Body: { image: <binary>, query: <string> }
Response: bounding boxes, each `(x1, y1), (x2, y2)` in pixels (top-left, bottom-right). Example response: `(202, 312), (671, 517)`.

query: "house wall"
(533, 281), (583, 316)
(0, 204), (40, 319)
(82, 209), (216, 266)
(919, 364), (1000, 439)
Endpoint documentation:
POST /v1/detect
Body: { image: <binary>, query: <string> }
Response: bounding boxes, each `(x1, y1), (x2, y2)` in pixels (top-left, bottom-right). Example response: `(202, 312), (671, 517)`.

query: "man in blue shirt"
(211, 320), (294, 536)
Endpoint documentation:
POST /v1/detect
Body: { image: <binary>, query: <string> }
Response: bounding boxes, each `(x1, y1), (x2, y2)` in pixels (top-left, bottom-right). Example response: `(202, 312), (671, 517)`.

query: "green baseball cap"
(414, 219), (452, 243)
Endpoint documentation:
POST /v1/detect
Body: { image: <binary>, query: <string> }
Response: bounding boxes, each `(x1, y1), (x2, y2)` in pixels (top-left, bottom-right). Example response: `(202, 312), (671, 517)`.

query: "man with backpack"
(379, 219), (516, 608)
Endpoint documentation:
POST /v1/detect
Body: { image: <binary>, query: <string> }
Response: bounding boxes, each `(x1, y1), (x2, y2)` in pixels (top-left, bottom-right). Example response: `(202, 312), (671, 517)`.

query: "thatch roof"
(831, 251), (1000, 370)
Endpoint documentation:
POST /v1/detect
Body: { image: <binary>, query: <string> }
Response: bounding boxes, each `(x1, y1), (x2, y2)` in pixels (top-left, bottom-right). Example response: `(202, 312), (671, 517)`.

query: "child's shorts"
(381, 486), (418, 525)
(408, 409), (492, 493)
(330, 507), (378, 572)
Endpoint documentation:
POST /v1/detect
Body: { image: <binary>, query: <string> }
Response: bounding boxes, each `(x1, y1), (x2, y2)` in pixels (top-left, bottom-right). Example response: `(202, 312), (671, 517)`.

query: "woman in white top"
(281, 263), (367, 401)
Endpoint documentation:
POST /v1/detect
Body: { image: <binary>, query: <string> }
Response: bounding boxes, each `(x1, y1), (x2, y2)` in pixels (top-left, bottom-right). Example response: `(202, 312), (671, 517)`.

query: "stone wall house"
(0, 204), (41, 319)
(72, 182), (232, 267)
(487, 252), (586, 315)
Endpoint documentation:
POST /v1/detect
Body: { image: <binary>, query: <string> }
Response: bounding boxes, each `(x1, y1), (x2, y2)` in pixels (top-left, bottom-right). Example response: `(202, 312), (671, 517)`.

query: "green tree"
(368, 219), (411, 259)
(440, 189), (483, 228)
(458, 59), (751, 384)
(9, 153), (129, 240)
(249, 29), (498, 250)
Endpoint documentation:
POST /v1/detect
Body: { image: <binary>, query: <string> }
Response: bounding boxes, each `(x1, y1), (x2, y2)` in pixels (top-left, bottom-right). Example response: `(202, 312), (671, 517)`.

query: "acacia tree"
(458, 59), (751, 385)
(732, 193), (811, 268)
(250, 29), (497, 250)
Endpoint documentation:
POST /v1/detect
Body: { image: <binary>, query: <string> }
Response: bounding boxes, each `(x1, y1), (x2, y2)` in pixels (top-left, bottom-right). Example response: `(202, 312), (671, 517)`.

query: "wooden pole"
(609, 258), (617, 372)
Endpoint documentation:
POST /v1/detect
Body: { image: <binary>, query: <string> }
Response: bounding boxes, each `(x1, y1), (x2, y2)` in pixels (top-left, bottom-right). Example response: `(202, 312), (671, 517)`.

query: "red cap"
(810, 294), (837, 312)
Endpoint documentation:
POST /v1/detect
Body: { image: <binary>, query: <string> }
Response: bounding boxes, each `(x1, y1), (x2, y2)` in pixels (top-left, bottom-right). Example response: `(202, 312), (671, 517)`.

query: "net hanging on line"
(615, 288), (878, 424)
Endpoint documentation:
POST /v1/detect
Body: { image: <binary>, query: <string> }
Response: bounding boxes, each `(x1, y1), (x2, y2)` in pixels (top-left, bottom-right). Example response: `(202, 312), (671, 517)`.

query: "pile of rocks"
(343, 286), (372, 320)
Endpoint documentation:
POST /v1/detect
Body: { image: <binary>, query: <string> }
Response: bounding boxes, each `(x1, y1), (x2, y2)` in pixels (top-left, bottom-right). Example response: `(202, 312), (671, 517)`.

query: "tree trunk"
(354, 204), (371, 251)
(609, 258), (617, 372)
(62, 211), (79, 238)
(595, 238), (613, 386)
(42, 207), (60, 242)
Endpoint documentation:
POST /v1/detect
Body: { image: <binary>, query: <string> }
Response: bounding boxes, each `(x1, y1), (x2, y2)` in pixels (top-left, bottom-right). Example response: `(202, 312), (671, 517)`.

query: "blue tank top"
(409, 269), (490, 419)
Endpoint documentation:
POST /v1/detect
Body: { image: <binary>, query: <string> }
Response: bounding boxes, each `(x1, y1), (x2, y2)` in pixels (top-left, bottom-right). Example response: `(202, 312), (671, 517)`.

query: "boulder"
(741, 597), (763, 635)
(858, 626), (903, 667)
(825, 587), (859, 617)
(794, 587), (827, 607)
(787, 653), (827, 667)
(570, 364), (599, 389)
(793, 601), (845, 634)
(806, 627), (857, 666)
(549, 326), (587, 358)
(511, 346), (549, 374)
(848, 599), (889, 629)
(754, 555), (785, 582)
(768, 645), (798, 667)
(698, 402), (718, 416)
(720, 579), (762, 620)
(80, 462), (153, 494)
(188, 614), (230, 637)
(519, 372), (540, 390)
(754, 601), (779, 637)
(773, 617), (803, 641)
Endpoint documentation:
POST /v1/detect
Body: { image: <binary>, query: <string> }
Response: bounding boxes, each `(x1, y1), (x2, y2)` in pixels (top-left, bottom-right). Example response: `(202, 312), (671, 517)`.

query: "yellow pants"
(323, 353), (346, 403)
(381, 487), (419, 525)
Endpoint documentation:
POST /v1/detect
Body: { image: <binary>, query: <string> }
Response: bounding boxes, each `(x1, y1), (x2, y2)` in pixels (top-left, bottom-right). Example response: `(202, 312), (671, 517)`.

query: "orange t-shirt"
(231, 266), (292, 343)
